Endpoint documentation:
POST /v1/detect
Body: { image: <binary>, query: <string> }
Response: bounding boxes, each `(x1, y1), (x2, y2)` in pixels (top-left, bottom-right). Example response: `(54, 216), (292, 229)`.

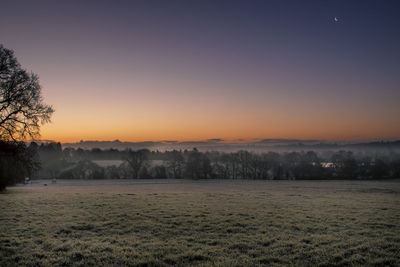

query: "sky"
(1, 0), (399, 142)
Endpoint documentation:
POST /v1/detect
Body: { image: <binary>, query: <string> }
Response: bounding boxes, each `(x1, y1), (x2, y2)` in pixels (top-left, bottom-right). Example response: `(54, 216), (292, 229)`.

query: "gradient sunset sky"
(1, 0), (399, 142)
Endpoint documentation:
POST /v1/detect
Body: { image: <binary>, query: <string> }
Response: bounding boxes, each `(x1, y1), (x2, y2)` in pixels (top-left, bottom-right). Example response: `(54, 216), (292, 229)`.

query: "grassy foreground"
(1, 180), (399, 266)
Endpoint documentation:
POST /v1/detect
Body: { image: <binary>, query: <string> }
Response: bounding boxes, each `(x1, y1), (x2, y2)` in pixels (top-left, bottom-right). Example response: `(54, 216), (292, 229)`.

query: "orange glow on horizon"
(40, 111), (400, 143)
(37, 79), (400, 144)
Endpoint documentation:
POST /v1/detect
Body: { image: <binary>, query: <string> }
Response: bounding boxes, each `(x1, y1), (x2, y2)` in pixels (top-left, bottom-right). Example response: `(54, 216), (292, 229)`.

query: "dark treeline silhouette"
(24, 143), (400, 180)
(0, 142), (40, 190)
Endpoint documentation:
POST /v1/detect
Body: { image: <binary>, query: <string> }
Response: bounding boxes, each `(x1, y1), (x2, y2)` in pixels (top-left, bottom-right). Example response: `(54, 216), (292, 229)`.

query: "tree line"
(20, 142), (400, 181)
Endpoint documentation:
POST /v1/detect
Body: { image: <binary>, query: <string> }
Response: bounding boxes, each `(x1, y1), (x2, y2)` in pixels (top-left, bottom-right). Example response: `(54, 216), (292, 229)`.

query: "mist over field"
(61, 139), (400, 153)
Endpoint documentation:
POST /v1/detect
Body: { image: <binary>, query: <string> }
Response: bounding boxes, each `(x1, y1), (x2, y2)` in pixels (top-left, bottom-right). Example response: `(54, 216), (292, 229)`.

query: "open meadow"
(1, 180), (399, 266)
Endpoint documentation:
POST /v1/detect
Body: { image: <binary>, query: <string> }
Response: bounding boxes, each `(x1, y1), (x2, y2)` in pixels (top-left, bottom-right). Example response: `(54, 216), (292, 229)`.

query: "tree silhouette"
(0, 44), (53, 190)
(185, 149), (212, 179)
(0, 141), (40, 191)
(166, 150), (184, 178)
(0, 44), (54, 141)
(126, 149), (149, 178)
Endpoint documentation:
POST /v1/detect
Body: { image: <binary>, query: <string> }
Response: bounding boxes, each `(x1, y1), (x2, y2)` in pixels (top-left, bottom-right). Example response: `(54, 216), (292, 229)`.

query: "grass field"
(1, 180), (399, 266)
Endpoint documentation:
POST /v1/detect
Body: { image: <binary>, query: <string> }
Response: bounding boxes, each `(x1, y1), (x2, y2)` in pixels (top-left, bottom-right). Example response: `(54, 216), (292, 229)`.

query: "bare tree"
(126, 149), (149, 178)
(166, 150), (184, 178)
(0, 44), (54, 141)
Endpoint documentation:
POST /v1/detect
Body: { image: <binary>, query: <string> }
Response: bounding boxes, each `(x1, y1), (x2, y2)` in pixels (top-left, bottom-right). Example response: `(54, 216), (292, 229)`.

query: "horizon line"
(28, 137), (400, 144)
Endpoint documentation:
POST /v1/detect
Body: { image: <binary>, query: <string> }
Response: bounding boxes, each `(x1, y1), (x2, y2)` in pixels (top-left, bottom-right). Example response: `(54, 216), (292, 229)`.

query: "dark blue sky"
(1, 0), (399, 141)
